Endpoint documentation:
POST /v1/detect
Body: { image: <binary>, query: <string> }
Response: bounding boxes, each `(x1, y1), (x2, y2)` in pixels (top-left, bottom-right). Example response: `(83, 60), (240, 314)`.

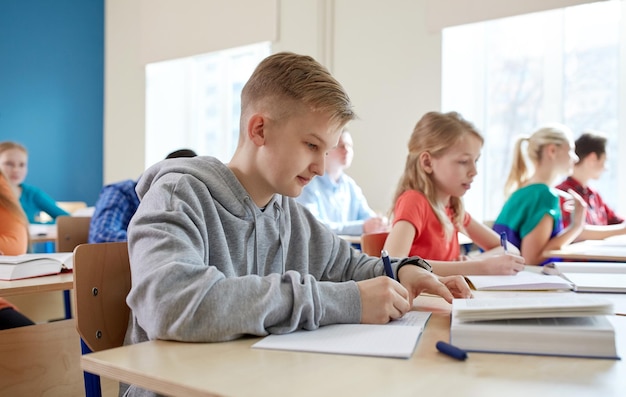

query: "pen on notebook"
(381, 250), (394, 279)
(436, 341), (468, 361)
(500, 232), (508, 253)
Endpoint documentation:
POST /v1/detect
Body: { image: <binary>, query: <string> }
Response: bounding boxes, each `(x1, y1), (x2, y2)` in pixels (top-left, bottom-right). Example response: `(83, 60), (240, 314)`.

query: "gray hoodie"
(125, 156), (389, 348)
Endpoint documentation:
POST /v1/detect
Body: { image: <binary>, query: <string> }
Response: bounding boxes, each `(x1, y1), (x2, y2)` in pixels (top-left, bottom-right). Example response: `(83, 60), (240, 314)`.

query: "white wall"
(105, 0), (604, 213)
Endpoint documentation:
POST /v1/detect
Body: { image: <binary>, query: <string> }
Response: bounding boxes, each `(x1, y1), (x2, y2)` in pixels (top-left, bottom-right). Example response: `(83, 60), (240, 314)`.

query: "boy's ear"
(247, 114), (266, 146)
(419, 152), (433, 173)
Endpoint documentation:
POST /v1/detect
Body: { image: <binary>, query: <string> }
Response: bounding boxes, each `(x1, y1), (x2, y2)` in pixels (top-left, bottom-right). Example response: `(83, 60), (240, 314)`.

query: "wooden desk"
(28, 224), (57, 243)
(0, 272), (73, 297)
(546, 240), (626, 262)
(0, 271), (84, 396)
(81, 294), (626, 397)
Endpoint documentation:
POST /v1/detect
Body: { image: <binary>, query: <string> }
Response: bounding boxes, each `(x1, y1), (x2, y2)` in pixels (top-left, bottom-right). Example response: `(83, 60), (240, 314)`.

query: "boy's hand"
(398, 266), (472, 303)
(356, 276), (411, 324)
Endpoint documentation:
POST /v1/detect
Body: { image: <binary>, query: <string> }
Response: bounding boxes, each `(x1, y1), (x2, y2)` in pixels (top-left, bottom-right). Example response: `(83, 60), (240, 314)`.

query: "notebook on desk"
(252, 311), (431, 359)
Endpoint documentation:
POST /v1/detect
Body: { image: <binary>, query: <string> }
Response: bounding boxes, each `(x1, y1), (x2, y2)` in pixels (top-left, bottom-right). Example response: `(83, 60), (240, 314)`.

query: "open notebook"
(252, 311), (431, 359)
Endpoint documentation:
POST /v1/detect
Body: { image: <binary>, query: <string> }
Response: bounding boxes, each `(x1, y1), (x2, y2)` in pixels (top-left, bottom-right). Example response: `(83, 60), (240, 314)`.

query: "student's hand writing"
(479, 253), (525, 275)
(397, 266), (472, 303)
(357, 276), (411, 324)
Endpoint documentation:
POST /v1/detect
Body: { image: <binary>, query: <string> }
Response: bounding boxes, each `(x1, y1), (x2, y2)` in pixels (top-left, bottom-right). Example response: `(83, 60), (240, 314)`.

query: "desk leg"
(81, 339), (103, 397)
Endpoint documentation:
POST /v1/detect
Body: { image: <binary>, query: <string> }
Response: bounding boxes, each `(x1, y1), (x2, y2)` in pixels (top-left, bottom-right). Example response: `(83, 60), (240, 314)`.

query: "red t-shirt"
(556, 176), (623, 227)
(393, 190), (471, 261)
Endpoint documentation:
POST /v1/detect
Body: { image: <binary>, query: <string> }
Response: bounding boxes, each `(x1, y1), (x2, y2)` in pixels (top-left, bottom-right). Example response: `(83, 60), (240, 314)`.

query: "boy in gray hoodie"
(123, 51), (471, 396)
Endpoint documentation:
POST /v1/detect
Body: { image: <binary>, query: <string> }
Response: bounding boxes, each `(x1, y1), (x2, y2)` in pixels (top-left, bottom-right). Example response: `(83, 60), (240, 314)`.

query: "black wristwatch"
(396, 256), (432, 274)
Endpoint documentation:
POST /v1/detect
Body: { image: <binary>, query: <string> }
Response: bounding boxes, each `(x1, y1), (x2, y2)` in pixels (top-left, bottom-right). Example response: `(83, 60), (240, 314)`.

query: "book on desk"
(542, 261), (626, 293)
(450, 296), (619, 359)
(0, 253), (73, 281)
(465, 270), (574, 291)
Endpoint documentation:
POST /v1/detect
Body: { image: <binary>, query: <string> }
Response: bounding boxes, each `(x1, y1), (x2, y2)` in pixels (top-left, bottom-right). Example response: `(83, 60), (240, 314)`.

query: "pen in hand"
(381, 250), (394, 279)
(500, 232), (508, 253)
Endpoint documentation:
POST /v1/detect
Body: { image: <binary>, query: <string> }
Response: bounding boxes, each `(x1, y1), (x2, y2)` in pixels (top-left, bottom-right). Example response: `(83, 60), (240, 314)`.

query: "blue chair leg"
(81, 339), (103, 397)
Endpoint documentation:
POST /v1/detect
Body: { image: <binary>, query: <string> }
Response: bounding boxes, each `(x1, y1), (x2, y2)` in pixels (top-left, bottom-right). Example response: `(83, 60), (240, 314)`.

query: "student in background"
(123, 53), (470, 396)
(88, 148), (197, 243)
(383, 111), (524, 276)
(296, 128), (388, 236)
(0, 170), (35, 329)
(493, 124), (587, 265)
(0, 141), (69, 224)
(555, 131), (626, 240)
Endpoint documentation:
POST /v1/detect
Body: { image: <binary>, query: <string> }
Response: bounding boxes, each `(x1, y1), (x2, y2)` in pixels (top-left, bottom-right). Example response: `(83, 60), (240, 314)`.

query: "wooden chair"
(360, 232), (389, 256)
(73, 242), (131, 397)
(56, 215), (92, 253)
(56, 215), (92, 319)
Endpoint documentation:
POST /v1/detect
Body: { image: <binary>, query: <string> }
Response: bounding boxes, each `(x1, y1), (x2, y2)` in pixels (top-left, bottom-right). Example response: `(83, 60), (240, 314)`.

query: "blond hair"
(240, 52), (356, 133)
(391, 111), (483, 239)
(0, 171), (28, 229)
(0, 141), (27, 157)
(503, 124), (573, 197)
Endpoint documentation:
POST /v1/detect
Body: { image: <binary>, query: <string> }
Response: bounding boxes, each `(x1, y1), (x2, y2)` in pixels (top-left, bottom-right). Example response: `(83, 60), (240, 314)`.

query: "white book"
(252, 311), (431, 359)
(465, 270), (573, 291)
(0, 253), (73, 281)
(542, 261), (626, 275)
(450, 297), (618, 359)
(542, 262), (626, 293)
(562, 273), (626, 293)
(452, 296), (613, 322)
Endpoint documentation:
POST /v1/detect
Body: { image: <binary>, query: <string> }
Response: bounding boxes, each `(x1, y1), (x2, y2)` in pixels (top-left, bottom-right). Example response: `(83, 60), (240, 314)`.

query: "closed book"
(0, 253), (73, 281)
(450, 297), (619, 359)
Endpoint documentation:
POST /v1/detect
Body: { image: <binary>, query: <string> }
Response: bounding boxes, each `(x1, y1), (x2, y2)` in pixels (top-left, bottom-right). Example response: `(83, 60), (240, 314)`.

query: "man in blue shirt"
(88, 149), (197, 243)
(296, 129), (388, 236)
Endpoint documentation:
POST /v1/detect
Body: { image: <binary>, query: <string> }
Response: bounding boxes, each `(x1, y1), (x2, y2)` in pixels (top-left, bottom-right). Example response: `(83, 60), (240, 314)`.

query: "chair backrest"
(73, 242), (131, 352)
(360, 232), (389, 256)
(56, 216), (91, 252)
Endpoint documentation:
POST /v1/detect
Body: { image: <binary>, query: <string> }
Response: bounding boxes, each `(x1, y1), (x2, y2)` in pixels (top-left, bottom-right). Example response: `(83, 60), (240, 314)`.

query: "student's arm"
(576, 223), (626, 241)
(383, 220), (415, 257)
(464, 217), (520, 255)
(387, 219), (524, 276)
(31, 186), (69, 220)
(521, 213), (584, 265)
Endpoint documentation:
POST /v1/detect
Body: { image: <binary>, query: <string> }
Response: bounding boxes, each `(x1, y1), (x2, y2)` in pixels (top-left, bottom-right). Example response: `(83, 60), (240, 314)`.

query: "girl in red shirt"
(384, 111), (525, 276)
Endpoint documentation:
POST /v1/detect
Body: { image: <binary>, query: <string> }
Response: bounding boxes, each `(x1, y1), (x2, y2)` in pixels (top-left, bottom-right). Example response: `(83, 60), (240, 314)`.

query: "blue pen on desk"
(436, 341), (468, 361)
(381, 250), (394, 279)
(500, 232), (508, 253)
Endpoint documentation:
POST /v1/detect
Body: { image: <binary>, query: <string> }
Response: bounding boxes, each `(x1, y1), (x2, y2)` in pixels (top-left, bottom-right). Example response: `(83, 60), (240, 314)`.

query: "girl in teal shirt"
(493, 124), (587, 265)
(0, 141), (69, 224)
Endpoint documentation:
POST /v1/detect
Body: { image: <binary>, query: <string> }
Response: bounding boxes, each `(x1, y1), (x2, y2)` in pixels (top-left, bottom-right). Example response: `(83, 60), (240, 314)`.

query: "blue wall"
(0, 0), (104, 206)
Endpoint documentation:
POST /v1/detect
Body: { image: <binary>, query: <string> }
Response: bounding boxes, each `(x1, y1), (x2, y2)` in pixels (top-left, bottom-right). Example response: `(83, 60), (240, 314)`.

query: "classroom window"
(145, 42), (271, 167)
(442, 1), (625, 221)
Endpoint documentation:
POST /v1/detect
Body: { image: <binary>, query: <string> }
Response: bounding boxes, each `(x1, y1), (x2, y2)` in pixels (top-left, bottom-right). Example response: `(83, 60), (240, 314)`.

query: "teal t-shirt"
(493, 184), (563, 251)
(19, 183), (69, 224)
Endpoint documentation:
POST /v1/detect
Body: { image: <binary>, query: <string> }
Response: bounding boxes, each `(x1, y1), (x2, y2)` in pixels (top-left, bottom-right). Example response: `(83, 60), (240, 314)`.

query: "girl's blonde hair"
(0, 171), (28, 230)
(503, 124), (573, 198)
(0, 141), (28, 157)
(390, 111), (483, 239)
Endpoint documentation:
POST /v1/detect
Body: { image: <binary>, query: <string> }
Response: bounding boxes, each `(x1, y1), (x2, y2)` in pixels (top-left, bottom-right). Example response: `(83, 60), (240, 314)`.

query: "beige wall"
(105, 0), (600, 213)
